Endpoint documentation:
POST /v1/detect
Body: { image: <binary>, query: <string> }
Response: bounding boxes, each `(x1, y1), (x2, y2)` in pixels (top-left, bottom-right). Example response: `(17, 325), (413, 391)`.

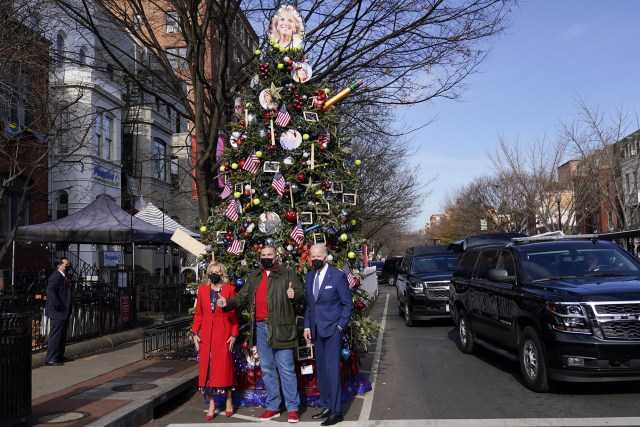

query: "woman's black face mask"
(209, 273), (222, 284)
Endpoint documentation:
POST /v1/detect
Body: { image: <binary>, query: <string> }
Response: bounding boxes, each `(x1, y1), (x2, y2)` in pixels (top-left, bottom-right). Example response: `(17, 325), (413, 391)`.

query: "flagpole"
(270, 119), (275, 145)
(289, 185), (294, 208)
(311, 142), (315, 170)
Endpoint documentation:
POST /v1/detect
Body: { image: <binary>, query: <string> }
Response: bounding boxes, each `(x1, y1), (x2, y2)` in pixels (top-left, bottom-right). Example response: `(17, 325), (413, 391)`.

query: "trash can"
(0, 311), (33, 425)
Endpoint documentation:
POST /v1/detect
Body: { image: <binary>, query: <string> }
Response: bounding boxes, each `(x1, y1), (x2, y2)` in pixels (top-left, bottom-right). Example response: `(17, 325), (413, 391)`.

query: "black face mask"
(311, 259), (325, 270)
(260, 258), (274, 269)
(208, 273), (222, 284)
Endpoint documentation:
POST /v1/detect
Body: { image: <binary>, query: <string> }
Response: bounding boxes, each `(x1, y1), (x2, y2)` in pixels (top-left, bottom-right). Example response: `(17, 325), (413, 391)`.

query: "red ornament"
(297, 173), (305, 182)
(243, 232), (249, 238)
(252, 243), (260, 250)
(301, 161), (308, 167)
(242, 341), (249, 350)
(356, 301), (366, 310)
(243, 190), (250, 197)
(285, 210), (298, 222)
(238, 159), (246, 168)
(267, 145), (277, 152)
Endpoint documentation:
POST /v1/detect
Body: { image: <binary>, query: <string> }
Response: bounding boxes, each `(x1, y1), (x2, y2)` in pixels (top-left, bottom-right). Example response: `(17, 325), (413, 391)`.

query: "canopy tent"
(134, 203), (199, 239)
(16, 194), (174, 244)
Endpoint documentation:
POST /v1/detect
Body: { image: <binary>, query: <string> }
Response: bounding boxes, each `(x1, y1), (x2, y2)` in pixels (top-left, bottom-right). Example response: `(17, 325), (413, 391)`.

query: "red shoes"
(258, 409), (281, 420)
(205, 413), (215, 421)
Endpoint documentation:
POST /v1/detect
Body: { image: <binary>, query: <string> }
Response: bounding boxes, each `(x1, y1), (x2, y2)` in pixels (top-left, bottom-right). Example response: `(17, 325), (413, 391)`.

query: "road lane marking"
(358, 292), (389, 422)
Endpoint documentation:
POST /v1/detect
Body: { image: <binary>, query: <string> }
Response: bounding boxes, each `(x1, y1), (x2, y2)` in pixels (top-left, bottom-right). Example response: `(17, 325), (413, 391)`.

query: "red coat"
(192, 283), (239, 388)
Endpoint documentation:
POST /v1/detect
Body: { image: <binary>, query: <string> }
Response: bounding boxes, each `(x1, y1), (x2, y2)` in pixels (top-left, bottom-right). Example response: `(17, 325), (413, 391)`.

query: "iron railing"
(143, 318), (194, 360)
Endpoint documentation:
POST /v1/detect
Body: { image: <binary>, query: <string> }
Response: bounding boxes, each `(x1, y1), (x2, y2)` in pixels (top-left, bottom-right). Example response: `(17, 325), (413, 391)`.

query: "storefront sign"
(93, 165), (121, 187)
(103, 251), (122, 266)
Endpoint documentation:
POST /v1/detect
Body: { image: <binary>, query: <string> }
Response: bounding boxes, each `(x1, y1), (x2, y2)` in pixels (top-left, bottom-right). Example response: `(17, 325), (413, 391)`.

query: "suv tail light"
(546, 302), (592, 334)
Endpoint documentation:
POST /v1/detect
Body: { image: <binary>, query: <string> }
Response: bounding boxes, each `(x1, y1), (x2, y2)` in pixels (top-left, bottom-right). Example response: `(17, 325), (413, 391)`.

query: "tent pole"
(11, 241), (15, 288)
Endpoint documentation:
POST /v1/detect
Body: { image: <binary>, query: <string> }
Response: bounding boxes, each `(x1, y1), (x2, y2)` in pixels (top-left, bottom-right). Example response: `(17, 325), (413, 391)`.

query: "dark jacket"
(225, 264), (305, 348)
(45, 269), (72, 320)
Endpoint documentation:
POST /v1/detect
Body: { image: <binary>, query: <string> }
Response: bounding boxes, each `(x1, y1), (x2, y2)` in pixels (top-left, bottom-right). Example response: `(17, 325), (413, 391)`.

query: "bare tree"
(560, 98), (640, 233)
(52, 0), (514, 222)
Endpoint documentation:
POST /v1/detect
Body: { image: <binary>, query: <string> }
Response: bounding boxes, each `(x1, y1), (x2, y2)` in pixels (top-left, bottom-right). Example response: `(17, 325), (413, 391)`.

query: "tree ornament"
(297, 173), (306, 182)
(256, 150), (263, 158)
(231, 163), (238, 169)
(348, 251), (355, 258)
(341, 348), (351, 360)
(340, 233), (348, 241)
(234, 191), (242, 199)
(200, 225), (207, 232)
(285, 210), (298, 222)
(253, 198), (261, 205)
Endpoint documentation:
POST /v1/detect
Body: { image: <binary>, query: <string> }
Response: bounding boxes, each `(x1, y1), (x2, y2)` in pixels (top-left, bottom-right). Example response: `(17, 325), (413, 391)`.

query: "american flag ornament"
(343, 263), (356, 288)
(275, 103), (292, 127)
(242, 153), (261, 174)
(220, 182), (232, 199)
(271, 172), (286, 196)
(290, 221), (304, 244)
(227, 239), (243, 255)
(225, 200), (239, 221)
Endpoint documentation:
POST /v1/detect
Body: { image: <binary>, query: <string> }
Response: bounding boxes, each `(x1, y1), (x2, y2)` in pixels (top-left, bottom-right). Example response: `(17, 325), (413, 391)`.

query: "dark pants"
(314, 329), (342, 414)
(45, 318), (68, 363)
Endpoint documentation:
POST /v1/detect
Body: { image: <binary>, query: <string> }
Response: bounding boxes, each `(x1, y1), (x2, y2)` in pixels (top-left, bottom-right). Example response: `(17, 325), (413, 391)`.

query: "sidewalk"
(29, 320), (199, 427)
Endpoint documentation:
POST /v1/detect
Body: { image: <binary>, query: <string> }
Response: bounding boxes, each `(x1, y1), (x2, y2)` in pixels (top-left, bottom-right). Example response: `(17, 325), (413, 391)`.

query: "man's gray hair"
(310, 243), (328, 255)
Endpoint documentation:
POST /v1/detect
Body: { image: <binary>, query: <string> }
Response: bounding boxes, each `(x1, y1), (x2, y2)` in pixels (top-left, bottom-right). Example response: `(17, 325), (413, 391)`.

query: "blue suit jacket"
(304, 265), (353, 338)
(45, 270), (72, 320)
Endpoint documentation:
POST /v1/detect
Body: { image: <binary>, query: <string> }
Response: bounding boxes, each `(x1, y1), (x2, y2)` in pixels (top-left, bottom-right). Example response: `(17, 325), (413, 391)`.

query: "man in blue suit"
(44, 258), (73, 366)
(303, 244), (353, 426)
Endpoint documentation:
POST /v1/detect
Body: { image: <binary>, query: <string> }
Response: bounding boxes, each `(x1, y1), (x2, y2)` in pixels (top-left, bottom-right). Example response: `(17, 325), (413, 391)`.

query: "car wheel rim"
(460, 319), (467, 345)
(523, 340), (538, 379)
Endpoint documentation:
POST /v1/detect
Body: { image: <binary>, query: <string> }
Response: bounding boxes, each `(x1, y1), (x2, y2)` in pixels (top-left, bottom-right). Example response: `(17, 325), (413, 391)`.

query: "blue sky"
(402, 0), (640, 231)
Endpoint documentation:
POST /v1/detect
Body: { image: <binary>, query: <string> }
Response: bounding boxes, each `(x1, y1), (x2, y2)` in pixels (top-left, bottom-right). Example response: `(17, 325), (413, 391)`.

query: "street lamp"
(556, 194), (562, 232)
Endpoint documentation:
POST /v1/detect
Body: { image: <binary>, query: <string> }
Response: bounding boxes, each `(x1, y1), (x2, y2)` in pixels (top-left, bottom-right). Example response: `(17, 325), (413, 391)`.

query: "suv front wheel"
(519, 327), (550, 393)
(457, 309), (475, 353)
(388, 275), (397, 286)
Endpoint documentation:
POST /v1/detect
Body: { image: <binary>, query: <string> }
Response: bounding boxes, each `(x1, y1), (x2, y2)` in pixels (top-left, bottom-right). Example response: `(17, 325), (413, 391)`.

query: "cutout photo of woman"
(269, 5), (304, 50)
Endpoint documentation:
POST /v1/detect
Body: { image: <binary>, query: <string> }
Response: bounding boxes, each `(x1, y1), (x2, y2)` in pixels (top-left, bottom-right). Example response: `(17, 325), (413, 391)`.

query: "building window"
(58, 103), (71, 153)
(55, 32), (65, 67)
(152, 138), (167, 181)
(78, 47), (87, 65)
(95, 110), (114, 160)
(166, 47), (187, 70)
(57, 192), (69, 219)
(0, 177), (32, 240)
(133, 13), (142, 31)
(166, 11), (179, 33)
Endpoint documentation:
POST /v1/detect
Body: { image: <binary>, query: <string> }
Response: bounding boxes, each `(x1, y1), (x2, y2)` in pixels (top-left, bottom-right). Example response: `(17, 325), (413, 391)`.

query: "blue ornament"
(254, 263), (260, 269)
(235, 278), (245, 287)
(341, 348), (351, 360)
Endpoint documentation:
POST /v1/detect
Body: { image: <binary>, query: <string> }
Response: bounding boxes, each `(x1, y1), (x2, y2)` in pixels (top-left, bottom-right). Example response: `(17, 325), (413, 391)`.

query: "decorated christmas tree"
(198, 5), (376, 404)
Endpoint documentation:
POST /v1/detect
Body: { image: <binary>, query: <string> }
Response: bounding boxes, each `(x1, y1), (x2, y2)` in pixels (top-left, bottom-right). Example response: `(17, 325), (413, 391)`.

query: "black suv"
(450, 233), (640, 392)
(396, 245), (459, 326)
(380, 256), (403, 286)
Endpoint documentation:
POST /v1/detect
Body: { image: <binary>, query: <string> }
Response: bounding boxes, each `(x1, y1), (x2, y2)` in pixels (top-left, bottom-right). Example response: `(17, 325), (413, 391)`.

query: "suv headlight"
(546, 302), (592, 334)
(408, 282), (425, 296)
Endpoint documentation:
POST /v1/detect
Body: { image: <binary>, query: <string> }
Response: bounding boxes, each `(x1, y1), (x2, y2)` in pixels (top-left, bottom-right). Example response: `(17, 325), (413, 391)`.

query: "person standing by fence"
(44, 258), (72, 366)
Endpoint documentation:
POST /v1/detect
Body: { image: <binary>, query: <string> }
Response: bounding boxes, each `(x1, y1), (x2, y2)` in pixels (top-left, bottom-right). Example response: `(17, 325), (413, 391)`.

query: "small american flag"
(290, 221), (304, 244)
(318, 129), (330, 146)
(220, 182), (232, 199)
(225, 200), (239, 221)
(242, 153), (261, 174)
(272, 172), (286, 196)
(227, 239), (243, 255)
(343, 263), (356, 288)
(275, 103), (291, 127)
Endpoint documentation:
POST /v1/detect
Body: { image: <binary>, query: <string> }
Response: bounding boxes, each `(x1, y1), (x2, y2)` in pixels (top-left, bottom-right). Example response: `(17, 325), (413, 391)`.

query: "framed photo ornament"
(296, 344), (315, 361)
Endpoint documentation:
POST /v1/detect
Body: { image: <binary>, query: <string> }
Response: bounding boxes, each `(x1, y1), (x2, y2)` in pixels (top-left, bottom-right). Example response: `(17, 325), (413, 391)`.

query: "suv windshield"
(410, 254), (459, 274)
(519, 243), (640, 281)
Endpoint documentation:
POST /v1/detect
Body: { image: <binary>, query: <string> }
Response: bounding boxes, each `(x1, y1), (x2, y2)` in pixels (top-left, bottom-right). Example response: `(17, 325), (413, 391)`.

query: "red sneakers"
(288, 410), (300, 423)
(258, 409), (280, 420)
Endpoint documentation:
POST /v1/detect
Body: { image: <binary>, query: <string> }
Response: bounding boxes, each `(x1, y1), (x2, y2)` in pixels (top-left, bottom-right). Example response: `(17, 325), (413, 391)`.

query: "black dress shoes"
(312, 408), (331, 420)
(321, 413), (343, 426)
(58, 357), (73, 363)
(44, 361), (64, 366)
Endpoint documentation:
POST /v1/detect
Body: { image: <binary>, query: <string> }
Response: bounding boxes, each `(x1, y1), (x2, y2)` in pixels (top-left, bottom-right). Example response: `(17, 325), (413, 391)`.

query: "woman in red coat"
(192, 262), (239, 420)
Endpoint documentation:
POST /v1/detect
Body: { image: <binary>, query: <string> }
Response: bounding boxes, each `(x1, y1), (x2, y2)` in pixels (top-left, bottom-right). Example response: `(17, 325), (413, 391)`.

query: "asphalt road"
(147, 285), (640, 426)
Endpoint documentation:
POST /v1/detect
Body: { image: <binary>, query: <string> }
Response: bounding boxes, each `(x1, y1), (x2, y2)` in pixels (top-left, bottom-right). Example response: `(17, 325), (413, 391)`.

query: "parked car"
(396, 245), (459, 326)
(370, 261), (384, 280)
(380, 256), (403, 286)
(450, 233), (640, 392)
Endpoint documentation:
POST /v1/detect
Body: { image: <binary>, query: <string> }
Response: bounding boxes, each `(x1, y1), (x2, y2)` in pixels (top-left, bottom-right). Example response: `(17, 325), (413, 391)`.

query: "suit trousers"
(314, 328), (342, 414)
(45, 317), (68, 363)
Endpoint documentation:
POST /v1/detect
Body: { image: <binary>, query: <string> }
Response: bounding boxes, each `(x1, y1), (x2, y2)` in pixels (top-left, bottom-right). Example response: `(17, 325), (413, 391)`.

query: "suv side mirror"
(488, 268), (515, 283)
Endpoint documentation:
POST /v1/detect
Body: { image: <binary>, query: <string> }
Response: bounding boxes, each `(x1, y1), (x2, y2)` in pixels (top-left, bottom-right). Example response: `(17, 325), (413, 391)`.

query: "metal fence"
(143, 318), (195, 360)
